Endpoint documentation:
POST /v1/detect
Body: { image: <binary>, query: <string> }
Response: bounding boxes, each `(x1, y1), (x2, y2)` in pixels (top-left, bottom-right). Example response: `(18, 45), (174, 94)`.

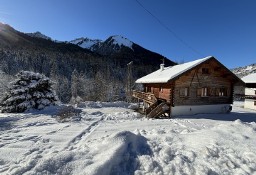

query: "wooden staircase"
(146, 101), (169, 118)
(132, 90), (170, 118)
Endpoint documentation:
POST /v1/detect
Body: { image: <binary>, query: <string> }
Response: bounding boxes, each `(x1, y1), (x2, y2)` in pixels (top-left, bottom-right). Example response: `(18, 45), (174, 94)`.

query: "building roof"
(135, 56), (213, 83)
(242, 73), (256, 83)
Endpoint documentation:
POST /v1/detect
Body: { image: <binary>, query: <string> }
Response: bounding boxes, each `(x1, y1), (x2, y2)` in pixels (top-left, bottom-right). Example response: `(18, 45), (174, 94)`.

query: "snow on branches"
(0, 71), (59, 113)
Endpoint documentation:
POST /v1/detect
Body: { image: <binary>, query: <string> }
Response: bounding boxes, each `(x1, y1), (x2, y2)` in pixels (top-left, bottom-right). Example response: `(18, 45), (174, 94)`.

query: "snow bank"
(77, 101), (131, 108)
(85, 131), (151, 175)
(135, 119), (256, 175)
(106, 111), (142, 121)
(20, 131), (151, 175)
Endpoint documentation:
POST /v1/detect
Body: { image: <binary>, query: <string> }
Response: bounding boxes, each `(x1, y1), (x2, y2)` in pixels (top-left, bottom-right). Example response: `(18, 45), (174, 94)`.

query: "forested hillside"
(0, 23), (175, 103)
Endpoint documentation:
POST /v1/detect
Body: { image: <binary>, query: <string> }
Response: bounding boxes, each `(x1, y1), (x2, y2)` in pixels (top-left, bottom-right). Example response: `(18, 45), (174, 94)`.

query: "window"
(197, 87), (208, 97)
(202, 87), (208, 96)
(254, 101), (256, 106)
(215, 87), (227, 96)
(202, 68), (209, 74)
(215, 88), (220, 96)
(146, 86), (151, 93)
(160, 87), (163, 93)
(255, 90), (256, 95)
(210, 88), (216, 96)
(219, 88), (227, 96)
(180, 87), (189, 97)
(185, 88), (189, 96)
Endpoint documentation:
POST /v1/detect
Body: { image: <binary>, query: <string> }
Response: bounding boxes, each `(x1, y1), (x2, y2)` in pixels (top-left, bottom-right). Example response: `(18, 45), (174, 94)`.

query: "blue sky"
(1, 0), (256, 68)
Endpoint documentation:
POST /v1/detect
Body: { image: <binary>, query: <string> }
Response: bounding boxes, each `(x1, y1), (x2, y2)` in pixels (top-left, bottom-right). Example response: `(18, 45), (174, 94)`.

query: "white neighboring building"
(242, 73), (256, 110)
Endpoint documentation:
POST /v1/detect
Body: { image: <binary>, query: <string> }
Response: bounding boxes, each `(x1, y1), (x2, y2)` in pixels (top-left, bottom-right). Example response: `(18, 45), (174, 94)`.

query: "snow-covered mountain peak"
(26, 31), (51, 40)
(69, 35), (134, 52)
(232, 63), (256, 78)
(108, 35), (133, 49)
(70, 37), (102, 50)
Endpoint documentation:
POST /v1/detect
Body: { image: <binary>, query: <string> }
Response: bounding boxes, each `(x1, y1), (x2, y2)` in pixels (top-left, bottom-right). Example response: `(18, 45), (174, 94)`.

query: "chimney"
(160, 64), (164, 71)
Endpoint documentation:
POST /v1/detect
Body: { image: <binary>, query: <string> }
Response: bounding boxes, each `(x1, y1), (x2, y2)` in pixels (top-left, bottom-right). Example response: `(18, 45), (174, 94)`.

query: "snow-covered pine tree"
(69, 69), (83, 104)
(0, 71), (15, 97)
(71, 69), (79, 99)
(0, 71), (58, 113)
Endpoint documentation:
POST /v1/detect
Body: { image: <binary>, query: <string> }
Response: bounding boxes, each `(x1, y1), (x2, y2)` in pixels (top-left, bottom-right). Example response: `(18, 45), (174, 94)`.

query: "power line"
(135, 0), (204, 57)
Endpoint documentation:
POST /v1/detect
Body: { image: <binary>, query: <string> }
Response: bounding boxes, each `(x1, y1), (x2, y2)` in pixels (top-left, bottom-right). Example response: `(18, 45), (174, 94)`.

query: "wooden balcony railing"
(132, 90), (157, 104)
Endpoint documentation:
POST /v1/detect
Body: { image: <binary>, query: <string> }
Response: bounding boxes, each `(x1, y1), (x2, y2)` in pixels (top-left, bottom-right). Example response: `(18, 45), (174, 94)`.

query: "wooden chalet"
(133, 56), (244, 118)
(242, 73), (256, 110)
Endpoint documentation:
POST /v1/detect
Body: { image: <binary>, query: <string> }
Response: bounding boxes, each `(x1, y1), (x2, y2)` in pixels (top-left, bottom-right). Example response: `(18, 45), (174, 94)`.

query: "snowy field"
(0, 101), (256, 175)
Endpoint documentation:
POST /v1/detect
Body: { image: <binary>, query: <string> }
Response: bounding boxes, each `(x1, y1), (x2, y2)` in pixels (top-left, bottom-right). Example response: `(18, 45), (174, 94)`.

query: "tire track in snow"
(64, 114), (108, 151)
(6, 113), (109, 174)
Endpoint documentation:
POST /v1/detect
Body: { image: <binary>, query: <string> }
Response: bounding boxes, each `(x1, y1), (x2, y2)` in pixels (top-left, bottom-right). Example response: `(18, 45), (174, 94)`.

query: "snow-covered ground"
(0, 101), (256, 175)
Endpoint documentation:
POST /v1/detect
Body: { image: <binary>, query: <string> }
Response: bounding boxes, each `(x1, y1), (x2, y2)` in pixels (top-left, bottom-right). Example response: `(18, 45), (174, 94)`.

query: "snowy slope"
(106, 35), (133, 49)
(242, 72), (256, 83)
(0, 101), (256, 175)
(232, 63), (256, 78)
(26, 31), (52, 40)
(70, 37), (102, 50)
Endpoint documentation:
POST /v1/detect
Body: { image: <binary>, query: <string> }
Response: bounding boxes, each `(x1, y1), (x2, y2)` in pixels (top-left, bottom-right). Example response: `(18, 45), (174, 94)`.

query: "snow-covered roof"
(242, 73), (256, 83)
(136, 56), (213, 83)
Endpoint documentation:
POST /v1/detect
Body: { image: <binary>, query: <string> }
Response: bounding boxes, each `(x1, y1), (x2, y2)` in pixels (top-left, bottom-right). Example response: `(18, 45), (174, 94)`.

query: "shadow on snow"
(176, 111), (256, 123)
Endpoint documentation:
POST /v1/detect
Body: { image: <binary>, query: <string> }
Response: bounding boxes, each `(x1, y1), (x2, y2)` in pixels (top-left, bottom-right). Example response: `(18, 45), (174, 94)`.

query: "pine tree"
(0, 71), (15, 97)
(71, 69), (79, 98)
(94, 71), (107, 101)
(70, 69), (82, 104)
(0, 71), (59, 113)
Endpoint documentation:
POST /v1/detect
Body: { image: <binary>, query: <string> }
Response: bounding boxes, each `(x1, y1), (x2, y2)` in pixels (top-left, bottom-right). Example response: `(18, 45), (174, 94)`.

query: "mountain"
(231, 63), (256, 78)
(0, 22), (176, 103)
(26, 31), (52, 40)
(69, 35), (175, 68)
(90, 35), (134, 55)
(69, 35), (133, 52)
(0, 23), (89, 53)
(70, 37), (102, 51)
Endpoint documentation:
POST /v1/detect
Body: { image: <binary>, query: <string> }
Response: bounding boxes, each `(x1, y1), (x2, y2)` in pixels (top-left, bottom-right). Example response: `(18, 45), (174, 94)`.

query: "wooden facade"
(133, 57), (243, 118)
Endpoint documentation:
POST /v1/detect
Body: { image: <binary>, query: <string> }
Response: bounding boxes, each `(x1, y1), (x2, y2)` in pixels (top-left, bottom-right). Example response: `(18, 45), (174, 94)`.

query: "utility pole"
(126, 61), (133, 102)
